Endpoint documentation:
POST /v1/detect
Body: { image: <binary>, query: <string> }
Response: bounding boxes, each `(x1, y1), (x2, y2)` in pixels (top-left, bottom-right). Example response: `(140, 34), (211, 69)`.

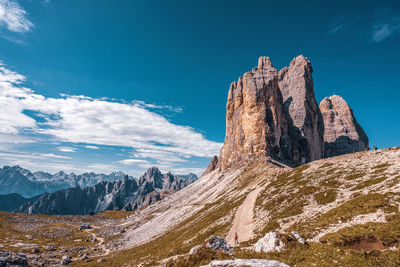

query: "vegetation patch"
(291, 193), (388, 237)
(353, 177), (387, 191)
(314, 189), (337, 205)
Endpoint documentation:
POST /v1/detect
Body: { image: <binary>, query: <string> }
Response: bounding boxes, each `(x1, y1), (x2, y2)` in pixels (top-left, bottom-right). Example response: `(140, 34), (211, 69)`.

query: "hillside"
(56, 147), (397, 266)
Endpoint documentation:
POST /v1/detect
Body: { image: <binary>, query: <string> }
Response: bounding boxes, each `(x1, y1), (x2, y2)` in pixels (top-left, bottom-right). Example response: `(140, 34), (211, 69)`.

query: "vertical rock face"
(216, 56), (324, 171)
(320, 95), (369, 157)
(218, 57), (292, 170)
(278, 56), (324, 162)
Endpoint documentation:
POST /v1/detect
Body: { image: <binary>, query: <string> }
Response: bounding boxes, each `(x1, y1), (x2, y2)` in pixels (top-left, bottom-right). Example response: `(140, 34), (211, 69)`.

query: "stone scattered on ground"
(97, 257), (105, 263)
(189, 244), (202, 255)
(205, 235), (234, 254)
(200, 259), (290, 267)
(291, 231), (305, 244)
(254, 232), (285, 253)
(61, 255), (71, 265)
(0, 251), (28, 267)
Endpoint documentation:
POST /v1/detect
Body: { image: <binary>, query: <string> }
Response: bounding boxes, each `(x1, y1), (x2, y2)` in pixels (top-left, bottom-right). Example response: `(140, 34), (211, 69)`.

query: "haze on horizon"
(0, 0), (399, 176)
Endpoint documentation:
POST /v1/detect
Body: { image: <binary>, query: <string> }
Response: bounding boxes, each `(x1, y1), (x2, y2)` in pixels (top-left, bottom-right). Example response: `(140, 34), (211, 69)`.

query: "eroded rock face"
(218, 57), (291, 170)
(217, 56), (323, 170)
(320, 95), (369, 157)
(202, 156), (219, 176)
(278, 55), (324, 162)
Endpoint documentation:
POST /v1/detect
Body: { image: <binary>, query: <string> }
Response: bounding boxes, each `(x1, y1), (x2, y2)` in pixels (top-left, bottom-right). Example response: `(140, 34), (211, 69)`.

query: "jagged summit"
(215, 55), (326, 172)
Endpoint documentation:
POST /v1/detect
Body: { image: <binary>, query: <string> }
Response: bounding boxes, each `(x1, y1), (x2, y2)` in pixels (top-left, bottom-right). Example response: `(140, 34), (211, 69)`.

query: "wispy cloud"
(84, 145), (100, 150)
(0, 0), (33, 33)
(57, 146), (77, 153)
(328, 8), (400, 43)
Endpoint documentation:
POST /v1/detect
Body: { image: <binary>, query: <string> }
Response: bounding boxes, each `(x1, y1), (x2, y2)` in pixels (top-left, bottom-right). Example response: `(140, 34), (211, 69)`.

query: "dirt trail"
(87, 226), (110, 256)
(226, 187), (263, 246)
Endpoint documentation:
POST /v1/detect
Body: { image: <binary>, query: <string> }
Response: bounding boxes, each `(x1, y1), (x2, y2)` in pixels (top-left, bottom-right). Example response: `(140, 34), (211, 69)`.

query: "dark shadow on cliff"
(324, 135), (365, 158)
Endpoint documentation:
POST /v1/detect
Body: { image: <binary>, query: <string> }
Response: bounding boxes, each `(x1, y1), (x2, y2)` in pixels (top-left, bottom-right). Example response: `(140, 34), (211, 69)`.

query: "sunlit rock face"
(320, 95), (369, 157)
(217, 56), (324, 170)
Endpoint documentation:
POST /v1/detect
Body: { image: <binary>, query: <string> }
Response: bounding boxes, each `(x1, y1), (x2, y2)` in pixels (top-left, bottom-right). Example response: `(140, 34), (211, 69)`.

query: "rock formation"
(278, 55), (324, 162)
(320, 95), (369, 157)
(202, 155), (219, 176)
(17, 168), (197, 215)
(217, 56), (324, 171)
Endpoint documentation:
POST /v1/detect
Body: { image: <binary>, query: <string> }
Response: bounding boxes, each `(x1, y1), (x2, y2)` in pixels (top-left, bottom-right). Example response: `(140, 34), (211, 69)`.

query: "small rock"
(291, 231), (305, 244)
(189, 245), (202, 255)
(45, 245), (56, 251)
(0, 251), (28, 267)
(32, 248), (40, 253)
(61, 255), (71, 265)
(97, 257), (105, 263)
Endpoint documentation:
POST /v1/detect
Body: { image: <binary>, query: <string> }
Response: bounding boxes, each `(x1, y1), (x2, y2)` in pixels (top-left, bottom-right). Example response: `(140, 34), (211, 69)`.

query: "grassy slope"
(154, 147), (400, 266)
(5, 148), (397, 266)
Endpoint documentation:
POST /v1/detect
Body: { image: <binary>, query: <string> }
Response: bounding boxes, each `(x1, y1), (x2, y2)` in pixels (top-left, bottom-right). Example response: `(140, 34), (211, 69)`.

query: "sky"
(0, 0), (399, 177)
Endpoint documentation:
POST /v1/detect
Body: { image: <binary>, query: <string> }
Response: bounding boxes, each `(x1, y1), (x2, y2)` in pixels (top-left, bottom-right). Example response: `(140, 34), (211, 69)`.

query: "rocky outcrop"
(320, 95), (369, 157)
(217, 56), (324, 170)
(202, 156), (219, 176)
(278, 55), (324, 162)
(254, 232), (285, 253)
(205, 235), (234, 254)
(0, 251), (28, 267)
(17, 168), (197, 215)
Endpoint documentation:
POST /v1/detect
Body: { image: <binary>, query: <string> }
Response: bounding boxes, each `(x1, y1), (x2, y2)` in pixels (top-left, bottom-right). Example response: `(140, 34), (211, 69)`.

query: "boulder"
(254, 232), (285, 253)
(0, 251), (28, 267)
(200, 259), (289, 267)
(205, 235), (234, 254)
(320, 95), (369, 157)
(61, 255), (71, 265)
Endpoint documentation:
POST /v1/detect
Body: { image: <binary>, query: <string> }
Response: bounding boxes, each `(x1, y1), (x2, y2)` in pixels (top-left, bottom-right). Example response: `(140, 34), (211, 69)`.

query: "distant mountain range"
(0, 165), (129, 198)
(17, 167), (197, 215)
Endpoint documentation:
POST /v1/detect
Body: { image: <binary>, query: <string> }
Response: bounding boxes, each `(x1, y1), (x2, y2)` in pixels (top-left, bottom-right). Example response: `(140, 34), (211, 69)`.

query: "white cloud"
(84, 145), (100, 150)
(117, 159), (151, 165)
(58, 146), (77, 152)
(0, 61), (222, 173)
(0, 0), (33, 33)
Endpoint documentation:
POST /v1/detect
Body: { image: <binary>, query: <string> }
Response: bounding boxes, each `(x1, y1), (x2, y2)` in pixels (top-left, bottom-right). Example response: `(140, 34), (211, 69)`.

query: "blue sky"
(0, 0), (399, 176)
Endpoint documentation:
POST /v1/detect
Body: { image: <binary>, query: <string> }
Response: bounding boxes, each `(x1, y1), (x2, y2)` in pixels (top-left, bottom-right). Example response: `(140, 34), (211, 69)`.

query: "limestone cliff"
(217, 56), (324, 170)
(278, 56), (324, 162)
(320, 95), (369, 157)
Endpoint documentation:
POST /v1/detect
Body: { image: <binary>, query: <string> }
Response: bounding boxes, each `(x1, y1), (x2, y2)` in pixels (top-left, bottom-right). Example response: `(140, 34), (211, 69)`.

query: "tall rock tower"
(216, 56), (324, 171)
(320, 95), (369, 157)
(278, 56), (324, 162)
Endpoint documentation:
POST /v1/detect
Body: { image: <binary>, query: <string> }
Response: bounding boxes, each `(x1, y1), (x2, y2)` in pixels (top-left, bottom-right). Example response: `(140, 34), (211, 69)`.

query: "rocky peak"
(278, 55), (324, 162)
(255, 56), (275, 71)
(216, 56), (326, 171)
(320, 95), (369, 157)
(139, 167), (163, 189)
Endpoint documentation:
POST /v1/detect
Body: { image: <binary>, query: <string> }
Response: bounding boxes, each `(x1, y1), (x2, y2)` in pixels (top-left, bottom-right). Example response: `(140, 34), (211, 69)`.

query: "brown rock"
(218, 57), (293, 170)
(202, 155), (219, 176)
(278, 55), (324, 162)
(320, 95), (369, 157)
